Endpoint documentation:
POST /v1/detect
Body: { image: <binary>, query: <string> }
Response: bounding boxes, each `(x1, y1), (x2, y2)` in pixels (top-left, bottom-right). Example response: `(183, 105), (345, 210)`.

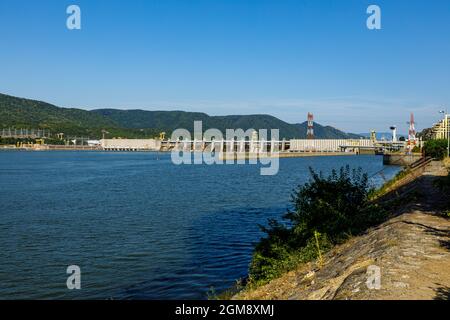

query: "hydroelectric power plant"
(2, 113), (418, 162)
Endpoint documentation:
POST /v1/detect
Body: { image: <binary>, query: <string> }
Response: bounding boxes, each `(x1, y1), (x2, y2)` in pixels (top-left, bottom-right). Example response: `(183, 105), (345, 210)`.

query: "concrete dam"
(100, 138), (405, 155)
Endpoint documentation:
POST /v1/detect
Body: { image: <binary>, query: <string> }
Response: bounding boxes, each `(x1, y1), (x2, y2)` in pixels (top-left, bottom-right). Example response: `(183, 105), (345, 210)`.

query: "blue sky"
(0, 0), (449, 133)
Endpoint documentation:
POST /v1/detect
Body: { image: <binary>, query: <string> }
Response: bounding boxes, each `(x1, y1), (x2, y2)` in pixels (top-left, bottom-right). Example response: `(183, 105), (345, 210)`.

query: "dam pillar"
(260, 140), (266, 154)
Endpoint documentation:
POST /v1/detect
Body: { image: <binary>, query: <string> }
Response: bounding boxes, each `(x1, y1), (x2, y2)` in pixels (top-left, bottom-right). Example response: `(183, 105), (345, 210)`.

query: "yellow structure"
(370, 130), (377, 143)
(432, 114), (449, 140)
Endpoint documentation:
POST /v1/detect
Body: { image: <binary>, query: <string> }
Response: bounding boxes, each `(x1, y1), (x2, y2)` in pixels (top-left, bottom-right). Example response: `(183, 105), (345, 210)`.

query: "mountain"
(0, 93), (362, 139)
(92, 109), (362, 139)
(294, 123), (362, 140)
(359, 132), (393, 140)
(0, 93), (160, 138)
(93, 109), (297, 139)
(359, 132), (407, 141)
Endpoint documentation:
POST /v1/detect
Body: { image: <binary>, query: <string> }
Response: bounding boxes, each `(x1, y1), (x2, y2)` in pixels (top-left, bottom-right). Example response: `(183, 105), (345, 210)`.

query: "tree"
(249, 166), (385, 284)
(424, 139), (448, 160)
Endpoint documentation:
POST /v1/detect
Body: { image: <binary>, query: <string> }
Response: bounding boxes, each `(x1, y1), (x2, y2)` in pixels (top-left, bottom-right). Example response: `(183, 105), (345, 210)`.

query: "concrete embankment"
(383, 153), (422, 166)
(0, 145), (101, 151)
(219, 151), (354, 161)
(235, 160), (450, 300)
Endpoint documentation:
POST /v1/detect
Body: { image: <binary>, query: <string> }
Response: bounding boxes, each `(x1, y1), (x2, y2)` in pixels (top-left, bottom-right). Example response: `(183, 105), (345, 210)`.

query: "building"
(290, 139), (374, 152)
(431, 114), (450, 140)
(100, 139), (160, 151)
(87, 140), (101, 147)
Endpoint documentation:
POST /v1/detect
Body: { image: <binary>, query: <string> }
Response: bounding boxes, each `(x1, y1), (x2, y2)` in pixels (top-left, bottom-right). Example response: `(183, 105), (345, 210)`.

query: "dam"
(100, 138), (406, 155)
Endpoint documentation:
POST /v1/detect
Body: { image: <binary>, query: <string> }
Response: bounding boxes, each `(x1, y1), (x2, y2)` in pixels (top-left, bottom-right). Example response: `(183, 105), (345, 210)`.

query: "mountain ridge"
(0, 93), (362, 139)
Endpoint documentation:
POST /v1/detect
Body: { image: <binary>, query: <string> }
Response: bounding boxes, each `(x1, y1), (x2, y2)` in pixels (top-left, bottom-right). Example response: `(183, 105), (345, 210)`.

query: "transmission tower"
(307, 113), (314, 139)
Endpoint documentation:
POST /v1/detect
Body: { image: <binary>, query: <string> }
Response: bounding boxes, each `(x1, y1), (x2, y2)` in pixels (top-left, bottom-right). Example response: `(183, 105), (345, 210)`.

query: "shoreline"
(1, 145), (369, 158)
(232, 159), (449, 300)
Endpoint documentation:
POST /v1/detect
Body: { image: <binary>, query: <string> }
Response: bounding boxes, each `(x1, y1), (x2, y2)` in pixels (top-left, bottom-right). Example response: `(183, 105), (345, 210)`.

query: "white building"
(87, 140), (101, 147)
(100, 139), (160, 151)
(289, 139), (374, 152)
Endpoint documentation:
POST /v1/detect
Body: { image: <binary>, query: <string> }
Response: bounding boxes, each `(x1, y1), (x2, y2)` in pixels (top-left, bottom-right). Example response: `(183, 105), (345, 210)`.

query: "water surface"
(0, 151), (400, 299)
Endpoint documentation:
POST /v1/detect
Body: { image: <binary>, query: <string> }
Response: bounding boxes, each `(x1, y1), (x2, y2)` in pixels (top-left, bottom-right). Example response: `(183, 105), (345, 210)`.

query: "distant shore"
(1, 145), (362, 158)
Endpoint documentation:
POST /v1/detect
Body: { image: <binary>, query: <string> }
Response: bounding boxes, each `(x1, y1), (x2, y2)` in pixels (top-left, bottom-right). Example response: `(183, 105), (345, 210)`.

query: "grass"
(222, 163), (445, 299)
(207, 279), (245, 300)
(243, 166), (389, 288)
(227, 166), (425, 298)
(369, 168), (411, 200)
(444, 157), (450, 168)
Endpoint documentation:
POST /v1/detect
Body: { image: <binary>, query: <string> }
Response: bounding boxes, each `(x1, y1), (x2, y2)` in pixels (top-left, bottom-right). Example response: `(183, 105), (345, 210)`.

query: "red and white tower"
(407, 113), (417, 150)
(307, 113), (314, 139)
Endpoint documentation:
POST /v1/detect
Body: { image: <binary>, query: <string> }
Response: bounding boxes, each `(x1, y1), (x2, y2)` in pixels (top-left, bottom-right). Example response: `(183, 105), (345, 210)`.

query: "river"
(0, 151), (400, 299)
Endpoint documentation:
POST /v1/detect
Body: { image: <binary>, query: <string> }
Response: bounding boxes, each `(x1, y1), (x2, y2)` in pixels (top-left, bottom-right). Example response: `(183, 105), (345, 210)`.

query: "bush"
(424, 139), (448, 160)
(248, 166), (386, 285)
(412, 146), (421, 153)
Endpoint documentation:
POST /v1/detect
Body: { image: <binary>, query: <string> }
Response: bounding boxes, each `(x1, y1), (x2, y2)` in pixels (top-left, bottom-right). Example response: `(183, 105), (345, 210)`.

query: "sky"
(0, 0), (449, 134)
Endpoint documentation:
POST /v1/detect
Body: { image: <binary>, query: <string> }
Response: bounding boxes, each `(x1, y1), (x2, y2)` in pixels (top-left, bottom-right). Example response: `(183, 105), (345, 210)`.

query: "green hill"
(92, 109), (362, 139)
(0, 93), (362, 140)
(0, 93), (158, 138)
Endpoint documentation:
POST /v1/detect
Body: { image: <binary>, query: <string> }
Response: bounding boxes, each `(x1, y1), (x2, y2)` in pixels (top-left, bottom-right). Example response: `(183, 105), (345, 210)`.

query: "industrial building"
(100, 139), (161, 151)
(289, 139), (374, 153)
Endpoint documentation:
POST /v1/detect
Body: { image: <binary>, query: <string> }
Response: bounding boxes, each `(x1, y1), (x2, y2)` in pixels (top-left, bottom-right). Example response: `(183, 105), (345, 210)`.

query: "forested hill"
(0, 93), (362, 139)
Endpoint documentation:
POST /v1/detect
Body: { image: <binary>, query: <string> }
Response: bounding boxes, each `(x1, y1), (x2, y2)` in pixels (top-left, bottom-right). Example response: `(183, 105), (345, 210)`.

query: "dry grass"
(444, 157), (450, 168)
(234, 161), (450, 300)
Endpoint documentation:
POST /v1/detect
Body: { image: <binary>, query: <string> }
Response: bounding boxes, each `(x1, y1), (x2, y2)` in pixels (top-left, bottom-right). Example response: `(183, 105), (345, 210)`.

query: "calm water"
(0, 151), (400, 299)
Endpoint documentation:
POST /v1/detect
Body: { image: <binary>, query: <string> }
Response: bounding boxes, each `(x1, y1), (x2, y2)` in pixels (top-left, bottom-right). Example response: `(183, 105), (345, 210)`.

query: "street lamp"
(439, 109), (449, 158)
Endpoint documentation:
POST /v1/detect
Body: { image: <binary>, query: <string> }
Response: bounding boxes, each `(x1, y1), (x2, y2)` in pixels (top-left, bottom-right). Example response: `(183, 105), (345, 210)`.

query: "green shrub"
(248, 166), (386, 285)
(412, 146), (421, 153)
(424, 139), (448, 160)
(369, 168), (411, 199)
